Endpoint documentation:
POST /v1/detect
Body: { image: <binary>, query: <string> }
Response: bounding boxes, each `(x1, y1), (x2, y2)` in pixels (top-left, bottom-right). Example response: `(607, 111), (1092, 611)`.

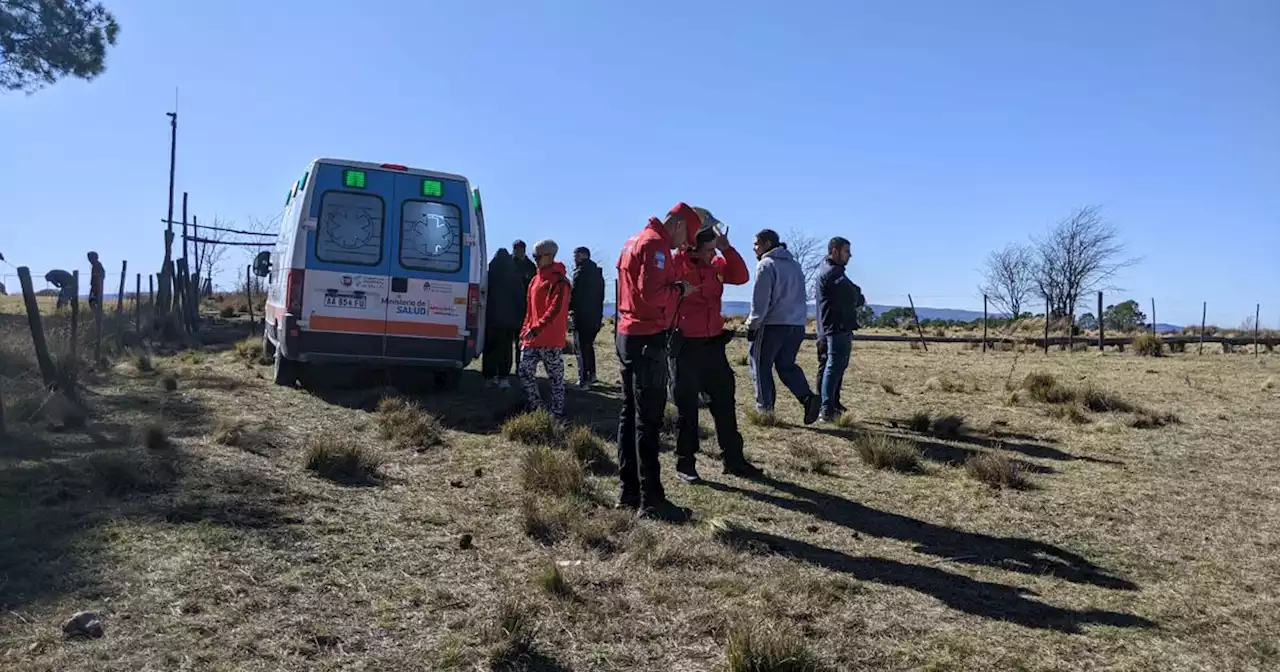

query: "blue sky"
(2, 0), (1276, 326)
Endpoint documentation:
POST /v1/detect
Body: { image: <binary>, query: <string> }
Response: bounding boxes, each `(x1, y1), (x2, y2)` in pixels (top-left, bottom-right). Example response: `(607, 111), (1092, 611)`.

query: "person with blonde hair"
(518, 239), (571, 417)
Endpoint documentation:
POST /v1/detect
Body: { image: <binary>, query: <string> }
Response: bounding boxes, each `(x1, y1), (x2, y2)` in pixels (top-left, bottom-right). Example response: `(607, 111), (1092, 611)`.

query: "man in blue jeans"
(744, 229), (822, 425)
(815, 237), (866, 421)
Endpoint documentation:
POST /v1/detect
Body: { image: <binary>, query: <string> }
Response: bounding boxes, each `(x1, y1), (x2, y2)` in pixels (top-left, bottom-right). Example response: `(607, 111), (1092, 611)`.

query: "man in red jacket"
(670, 217), (764, 484)
(518, 239), (571, 418)
(615, 203), (699, 521)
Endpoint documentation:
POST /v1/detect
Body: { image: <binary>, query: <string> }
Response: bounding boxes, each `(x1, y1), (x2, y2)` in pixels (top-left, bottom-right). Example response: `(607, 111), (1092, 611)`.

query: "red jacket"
(673, 246), (750, 338)
(521, 262), (571, 348)
(616, 219), (682, 336)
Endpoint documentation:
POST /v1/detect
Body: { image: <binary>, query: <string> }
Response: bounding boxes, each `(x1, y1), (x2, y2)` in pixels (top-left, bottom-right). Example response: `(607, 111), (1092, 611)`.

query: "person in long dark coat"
(484, 248), (526, 388)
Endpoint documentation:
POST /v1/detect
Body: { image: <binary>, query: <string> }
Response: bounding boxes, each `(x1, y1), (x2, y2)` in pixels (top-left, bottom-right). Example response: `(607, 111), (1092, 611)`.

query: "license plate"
(324, 294), (366, 309)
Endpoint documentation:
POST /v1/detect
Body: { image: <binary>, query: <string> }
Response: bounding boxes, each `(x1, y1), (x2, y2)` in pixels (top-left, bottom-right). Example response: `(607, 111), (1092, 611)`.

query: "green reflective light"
(299, 171), (308, 190)
(472, 188), (482, 211)
(422, 180), (442, 197)
(285, 190), (291, 205)
(344, 170), (366, 189)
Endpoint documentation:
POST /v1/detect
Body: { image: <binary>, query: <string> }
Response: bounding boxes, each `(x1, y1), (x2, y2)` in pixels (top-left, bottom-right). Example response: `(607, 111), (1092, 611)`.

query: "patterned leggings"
(518, 347), (566, 416)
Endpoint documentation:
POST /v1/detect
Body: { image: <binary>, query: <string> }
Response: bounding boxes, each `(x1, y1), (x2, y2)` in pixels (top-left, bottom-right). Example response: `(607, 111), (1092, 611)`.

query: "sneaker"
(803, 394), (822, 425)
(498, 378), (511, 390)
(723, 460), (765, 479)
(819, 411), (836, 423)
(640, 498), (692, 523)
(676, 465), (703, 484)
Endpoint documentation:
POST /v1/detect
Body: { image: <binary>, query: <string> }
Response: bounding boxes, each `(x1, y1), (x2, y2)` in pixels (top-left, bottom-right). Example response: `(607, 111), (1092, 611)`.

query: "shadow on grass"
(881, 417), (1125, 466)
(802, 425), (1056, 475)
(0, 401), (306, 612)
(716, 524), (1155, 634)
(707, 473), (1138, 592)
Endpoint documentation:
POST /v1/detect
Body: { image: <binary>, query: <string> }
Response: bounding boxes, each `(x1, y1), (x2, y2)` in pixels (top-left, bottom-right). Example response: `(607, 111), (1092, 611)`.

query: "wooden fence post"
(982, 295), (988, 353)
(1043, 296), (1050, 354)
(907, 294), (927, 352)
(1097, 291), (1104, 352)
(1199, 301), (1207, 355)
(1255, 303), (1261, 357)
(1150, 298), (1157, 334)
(70, 270), (80, 363)
(246, 265), (256, 325)
(93, 284), (104, 364)
(149, 274), (155, 311)
(135, 273), (142, 332)
(1067, 310), (1075, 351)
(115, 260), (128, 314)
(17, 267), (57, 387)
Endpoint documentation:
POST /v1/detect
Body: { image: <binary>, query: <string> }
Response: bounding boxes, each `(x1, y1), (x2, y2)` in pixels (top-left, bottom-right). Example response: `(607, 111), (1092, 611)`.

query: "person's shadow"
(707, 473), (1139, 591)
(715, 524), (1155, 634)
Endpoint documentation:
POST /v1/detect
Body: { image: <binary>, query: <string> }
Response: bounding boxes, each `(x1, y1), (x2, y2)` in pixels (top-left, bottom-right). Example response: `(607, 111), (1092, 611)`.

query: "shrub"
(141, 424), (170, 450)
(304, 438), (383, 484)
(746, 409), (779, 427)
(1133, 332), (1164, 357)
(135, 352), (154, 372)
(89, 451), (175, 497)
(502, 409), (561, 446)
(907, 411), (931, 433)
(1022, 372), (1073, 404)
(521, 497), (573, 545)
(1168, 341), (1186, 354)
(853, 434), (921, 473)
(1129, 411), (1181, 429)
(520, 446), (589, 498)
(965, 453), (1031, 490)
(1077, 385), (1138, 414)
(725, 620), (824, 672)
(376, 397), (444, 450)
(930, 414), (966, 438)
(219, 305), (236, 319)
(161, 375), (178, 392)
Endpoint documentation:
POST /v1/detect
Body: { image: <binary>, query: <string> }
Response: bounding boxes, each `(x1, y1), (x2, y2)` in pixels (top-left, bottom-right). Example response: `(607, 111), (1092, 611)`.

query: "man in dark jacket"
(484, 248), (526, 388)
(569, 247), (605, 389)
(511, 240), (538, 366)
(815, 236), (865, 421)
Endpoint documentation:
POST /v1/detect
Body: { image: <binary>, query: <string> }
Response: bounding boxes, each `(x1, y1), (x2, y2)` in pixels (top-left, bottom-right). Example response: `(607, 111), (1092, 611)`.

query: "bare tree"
(194, 217), (231, 296)
(979, 243), (1035, 318)
(1032, 206), (1138, 318)
(784, 229), (824, 301)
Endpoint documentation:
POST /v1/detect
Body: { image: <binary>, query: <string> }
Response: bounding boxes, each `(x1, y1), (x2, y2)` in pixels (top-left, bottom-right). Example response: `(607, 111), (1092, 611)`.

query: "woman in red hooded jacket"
(669, 216), (763, 483)
(518, 239), (572, 417)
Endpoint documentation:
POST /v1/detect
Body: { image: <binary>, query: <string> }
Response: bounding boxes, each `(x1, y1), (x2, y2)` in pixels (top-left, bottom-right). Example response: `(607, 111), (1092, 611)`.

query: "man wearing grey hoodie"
(744, 230), (822, 424)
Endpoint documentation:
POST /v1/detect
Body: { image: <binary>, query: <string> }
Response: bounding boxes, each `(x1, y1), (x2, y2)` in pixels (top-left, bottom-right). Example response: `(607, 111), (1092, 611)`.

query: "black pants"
(616, 331), (669, 505)
(483, 327), (517, 378)
(573, 326), (599, 384)
(671, 335), (744, 469)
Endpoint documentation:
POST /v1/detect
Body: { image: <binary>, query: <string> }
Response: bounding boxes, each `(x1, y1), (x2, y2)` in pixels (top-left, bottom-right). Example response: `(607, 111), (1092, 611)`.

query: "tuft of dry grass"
(1133, 332), (1164, 357)
(88, 450), (177, 497)
(219, 305), (236, 319)
(1022, 372), (1074, 404)
(930, 413), (967, 438)
(1128, 411), (1181, 429)
(965, 453), (1032, 490)
(521, 496), (573, 545)
(853, 433), (921, 473)
(134, 351), (154, 372)
(565, 426), (615, 474)
(304, 437), (383, 485)
(1047, 403), (1091, 424)
(832, 411), (858, 429)
(907, 411), (932, 433)
(520, 446), (590, 499)
(141, 423), (170, 451)
(502, 409), (561, 446)
(725, 619), (826, 672)
(376, 396), (444, 450)
(879, 381), (898, 395)
(1263, 378), (1274, 392)
(1077, 385), (1139, 414)
(747, 409), (779, 427)
(734, 353), (750, 366)
(160, 375), (178, 392)
(925, 375), (978, 394)
(484, 598), (542, 669)
(538, 563), (572, 599)
(233, 337), (265, 364)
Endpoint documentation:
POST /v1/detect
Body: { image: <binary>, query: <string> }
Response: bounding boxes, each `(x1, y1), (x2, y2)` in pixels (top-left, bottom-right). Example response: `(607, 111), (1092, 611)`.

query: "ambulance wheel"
(273, 351), (299, 388)
(434, 369), (462, 391)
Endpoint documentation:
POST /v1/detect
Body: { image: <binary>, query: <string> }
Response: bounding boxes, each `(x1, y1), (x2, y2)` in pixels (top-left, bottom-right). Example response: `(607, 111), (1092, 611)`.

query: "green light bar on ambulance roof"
(472, 188), (482, 212)
(344, 170), (366, 189)
(422, 180), (442, 198)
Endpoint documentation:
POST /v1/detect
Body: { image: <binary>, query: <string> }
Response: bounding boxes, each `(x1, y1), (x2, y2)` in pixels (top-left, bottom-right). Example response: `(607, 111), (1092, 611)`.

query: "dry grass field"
(1, 311), (1278, 671)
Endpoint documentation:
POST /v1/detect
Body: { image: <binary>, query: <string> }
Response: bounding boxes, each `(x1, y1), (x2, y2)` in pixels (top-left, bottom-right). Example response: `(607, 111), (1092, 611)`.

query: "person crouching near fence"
(670, 212), (764, 483)
(517, 240), (571, 419)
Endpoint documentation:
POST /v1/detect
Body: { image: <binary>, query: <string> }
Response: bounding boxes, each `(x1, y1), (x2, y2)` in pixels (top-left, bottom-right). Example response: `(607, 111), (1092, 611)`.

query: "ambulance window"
(316, 191), (384, 266)
(400, 201), (462, 272)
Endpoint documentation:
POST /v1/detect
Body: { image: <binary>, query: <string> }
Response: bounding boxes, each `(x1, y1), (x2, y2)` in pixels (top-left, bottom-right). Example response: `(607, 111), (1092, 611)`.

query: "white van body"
(259, 158), (488, 388)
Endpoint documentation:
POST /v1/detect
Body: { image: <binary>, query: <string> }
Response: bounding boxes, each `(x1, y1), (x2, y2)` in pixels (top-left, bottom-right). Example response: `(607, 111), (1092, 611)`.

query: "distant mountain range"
(602, 302), (1186, 333)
